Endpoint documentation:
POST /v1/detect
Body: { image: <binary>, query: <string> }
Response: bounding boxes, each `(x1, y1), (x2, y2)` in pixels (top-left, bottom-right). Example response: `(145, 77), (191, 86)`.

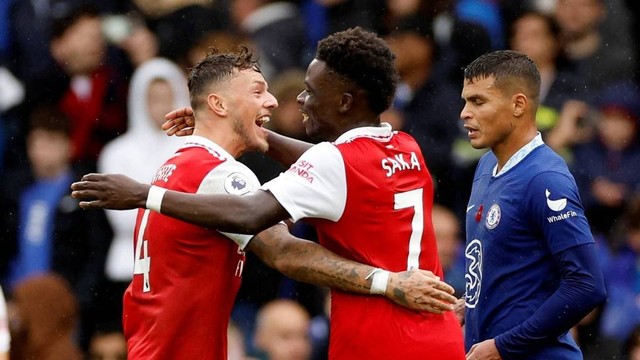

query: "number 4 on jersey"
(134, 210), (152, 292)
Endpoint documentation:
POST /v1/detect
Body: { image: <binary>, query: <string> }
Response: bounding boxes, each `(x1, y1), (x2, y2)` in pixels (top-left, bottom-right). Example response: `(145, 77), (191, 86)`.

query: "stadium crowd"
(0, 0), (639, 359)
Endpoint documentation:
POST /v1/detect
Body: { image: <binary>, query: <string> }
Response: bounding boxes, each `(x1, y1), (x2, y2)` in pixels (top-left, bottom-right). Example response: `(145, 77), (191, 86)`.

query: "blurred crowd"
(0, 0), (639, 359)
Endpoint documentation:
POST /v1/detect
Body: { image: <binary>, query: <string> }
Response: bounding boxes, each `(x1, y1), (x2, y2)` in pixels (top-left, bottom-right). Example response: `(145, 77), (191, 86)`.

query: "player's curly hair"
(188, 45), (261, 110)
(316, 27), (398, 115)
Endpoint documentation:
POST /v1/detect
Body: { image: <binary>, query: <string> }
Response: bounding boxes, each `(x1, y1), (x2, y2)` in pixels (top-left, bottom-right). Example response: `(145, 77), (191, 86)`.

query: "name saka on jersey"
(381, 151), (421, 177)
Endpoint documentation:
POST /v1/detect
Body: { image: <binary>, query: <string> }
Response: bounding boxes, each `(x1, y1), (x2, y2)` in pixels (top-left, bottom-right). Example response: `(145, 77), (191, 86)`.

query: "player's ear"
(512, 93), (527, 117)
(207, 93), (227, 116)
(339, 92), (353, 114)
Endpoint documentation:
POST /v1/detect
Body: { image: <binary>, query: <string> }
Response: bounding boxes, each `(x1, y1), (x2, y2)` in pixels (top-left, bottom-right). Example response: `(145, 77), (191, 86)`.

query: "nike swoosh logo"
(466, 205), (475, 213)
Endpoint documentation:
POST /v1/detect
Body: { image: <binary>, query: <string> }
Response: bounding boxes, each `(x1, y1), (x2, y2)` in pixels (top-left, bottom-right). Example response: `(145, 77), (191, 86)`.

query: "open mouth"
(255, 115), (270, 127)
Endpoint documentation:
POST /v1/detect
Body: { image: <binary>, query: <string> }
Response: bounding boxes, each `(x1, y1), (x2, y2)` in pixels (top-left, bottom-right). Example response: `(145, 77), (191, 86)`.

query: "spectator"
(8, 273), (83, 360)
(253, 299), (312, 360)
(571, 81), (640, 234)
(24, 4), (128, 170)
(88, 324), (127, 360)
(0, 105), (111, 348)
(230, 0), (307, 80)
(146, 3), (228, 67)
(599, 196), (640, 351)
(507, 10), (585, 133)
(96, 57), (189, 328)
(104, 13), (159, 68)
(554, 0), (636, 96)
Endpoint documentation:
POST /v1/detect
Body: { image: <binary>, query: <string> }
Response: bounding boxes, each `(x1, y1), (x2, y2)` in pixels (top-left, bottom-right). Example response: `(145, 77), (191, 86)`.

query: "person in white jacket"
(96, 58), (190, 326)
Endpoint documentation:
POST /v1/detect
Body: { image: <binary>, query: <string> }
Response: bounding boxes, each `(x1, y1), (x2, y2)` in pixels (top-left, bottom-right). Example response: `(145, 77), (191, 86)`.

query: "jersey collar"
(182, 135), (234, 161)
(333, 122), (394, 145)
(493, 132), (544, 177)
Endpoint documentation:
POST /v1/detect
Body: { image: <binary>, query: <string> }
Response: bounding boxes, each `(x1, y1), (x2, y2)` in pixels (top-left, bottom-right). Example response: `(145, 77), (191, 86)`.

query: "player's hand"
(386, 269), (457, 313)
(455, 297), (465, 325)
(466, 339), (501, 360)
(71, 173), (149, 210)
(163, 106), (195, 136)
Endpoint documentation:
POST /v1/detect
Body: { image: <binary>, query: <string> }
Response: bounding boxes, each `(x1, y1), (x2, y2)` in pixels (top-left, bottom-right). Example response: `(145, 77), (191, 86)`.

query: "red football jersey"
(264, 125), (465, 359)
(123, 136), (257, 359)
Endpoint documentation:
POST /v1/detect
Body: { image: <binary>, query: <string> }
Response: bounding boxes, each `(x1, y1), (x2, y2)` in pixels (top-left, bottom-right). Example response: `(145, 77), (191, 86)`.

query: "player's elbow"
(590, 279), (607, 308)
(574, 274), (607, 311)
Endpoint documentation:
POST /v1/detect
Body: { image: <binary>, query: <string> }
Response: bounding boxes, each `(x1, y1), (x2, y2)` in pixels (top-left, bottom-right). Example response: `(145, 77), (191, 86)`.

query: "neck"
(192, 117), (245, 159)
(328, 117), (381, 142)
(493, 125), (538, 172)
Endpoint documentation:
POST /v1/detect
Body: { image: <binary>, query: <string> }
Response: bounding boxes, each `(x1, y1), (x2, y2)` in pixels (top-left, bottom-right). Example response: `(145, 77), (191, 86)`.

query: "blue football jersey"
(464, 142), (593, 359)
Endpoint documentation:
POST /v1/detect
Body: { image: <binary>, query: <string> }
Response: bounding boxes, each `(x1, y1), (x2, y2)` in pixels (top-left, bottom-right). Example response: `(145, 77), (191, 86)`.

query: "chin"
(253, 139), (269, 153)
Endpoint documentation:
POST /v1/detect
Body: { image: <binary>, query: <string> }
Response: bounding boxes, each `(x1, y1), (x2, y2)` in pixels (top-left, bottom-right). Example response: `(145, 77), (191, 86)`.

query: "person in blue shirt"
(457, 50), (607, 360)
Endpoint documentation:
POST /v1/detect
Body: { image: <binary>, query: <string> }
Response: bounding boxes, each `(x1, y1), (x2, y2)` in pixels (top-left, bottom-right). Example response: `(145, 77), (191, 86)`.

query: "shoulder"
(199, 159), (260, 196)
(514, 145), (568, 176)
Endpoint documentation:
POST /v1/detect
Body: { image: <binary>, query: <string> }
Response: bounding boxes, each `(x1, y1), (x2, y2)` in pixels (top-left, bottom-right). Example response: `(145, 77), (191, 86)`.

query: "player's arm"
(248, 224), (457, 313)
(71, 173), (290, 234)
(264, 129), (313, 167)
(162, 107), (312, 167)
(492, 173), (607, 357)
(493, 243), (606, 357)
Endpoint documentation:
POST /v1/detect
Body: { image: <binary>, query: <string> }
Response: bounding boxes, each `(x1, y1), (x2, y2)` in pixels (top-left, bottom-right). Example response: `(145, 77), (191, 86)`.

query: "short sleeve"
(198, 160), (261, 250)
(526, 171), (594, 254)
(261, 142), (347, 222)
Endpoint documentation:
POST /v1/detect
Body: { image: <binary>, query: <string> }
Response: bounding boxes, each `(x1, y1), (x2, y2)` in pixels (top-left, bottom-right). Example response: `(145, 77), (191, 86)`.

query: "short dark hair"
(463, 50), (541, 105)
(187, 46), (261, 110)
(28, 105), (72, 137)
(51, 4), (100, 40)
(316, 27), (398, 115)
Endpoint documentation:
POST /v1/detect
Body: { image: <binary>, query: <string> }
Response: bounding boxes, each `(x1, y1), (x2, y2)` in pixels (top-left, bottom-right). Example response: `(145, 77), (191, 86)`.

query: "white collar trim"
(334, 123), (394, 145)
(493, 133), (544, 177)
(182, 135), (233, 161)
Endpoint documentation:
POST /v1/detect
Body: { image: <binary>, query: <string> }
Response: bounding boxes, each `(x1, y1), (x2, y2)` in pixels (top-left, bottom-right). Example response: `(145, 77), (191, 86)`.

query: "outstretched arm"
(71, 173), (289, 234)
(250, 224), (457, 313)
(162, 107), (313, 167)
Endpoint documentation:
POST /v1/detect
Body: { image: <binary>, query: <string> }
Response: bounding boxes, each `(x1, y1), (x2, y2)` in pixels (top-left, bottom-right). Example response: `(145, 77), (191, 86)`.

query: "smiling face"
(460, 76), (517, 151)
(223, 68), (278, 153)
(296, 59), (345, 141)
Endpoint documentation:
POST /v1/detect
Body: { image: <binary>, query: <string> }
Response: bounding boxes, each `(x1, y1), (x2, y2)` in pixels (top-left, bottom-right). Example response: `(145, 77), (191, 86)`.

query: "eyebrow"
(253, 79), (268, 90)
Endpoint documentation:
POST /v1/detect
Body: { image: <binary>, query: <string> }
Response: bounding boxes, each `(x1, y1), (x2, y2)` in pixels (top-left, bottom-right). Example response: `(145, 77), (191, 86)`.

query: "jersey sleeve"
(197, 160), (261, 250)
(261, 142), (347, 223)
(526, 171), (594, 254)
